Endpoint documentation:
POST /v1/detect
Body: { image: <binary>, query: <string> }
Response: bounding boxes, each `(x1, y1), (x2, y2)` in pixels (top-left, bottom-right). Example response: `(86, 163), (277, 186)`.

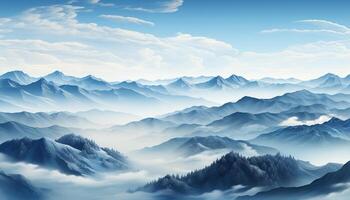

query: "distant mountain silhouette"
(252, 117), (350, 149)
(0, 111), (97, 128)
(137, 136), (278, 157)
(0, 121), (72, 141)
(163, 90), (346, 125)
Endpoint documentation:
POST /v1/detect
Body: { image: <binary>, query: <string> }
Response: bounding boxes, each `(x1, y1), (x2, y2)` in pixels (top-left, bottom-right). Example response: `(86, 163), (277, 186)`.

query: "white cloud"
(1, 6), (350, 81)
(298, 19), (350, 33)
(88, 0), (100, 3)
(261, 28), (347, 35)
(262, 19), (350, 36)
(100, 14), (155, 26)
(279, 115), (332, 126)
(0, 4), (239, 81)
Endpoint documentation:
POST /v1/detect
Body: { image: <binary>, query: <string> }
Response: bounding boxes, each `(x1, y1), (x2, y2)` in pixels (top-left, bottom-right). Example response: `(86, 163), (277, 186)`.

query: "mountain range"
(252, 117), (350, 149)
(3, 71), (350, 116)
(136, 136), (278, 158)
(0, 111), (97, 128)
(161, 90), (347, 125)
(0, 71), (213, 115)
(0, 121), (72, 142)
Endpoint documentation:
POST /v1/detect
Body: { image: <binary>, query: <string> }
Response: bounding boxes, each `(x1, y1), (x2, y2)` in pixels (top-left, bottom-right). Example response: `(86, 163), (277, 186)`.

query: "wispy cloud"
(298, 19), (350, 33)
(0, 4), (238, 81)
(125, 0), (184, 13)
(261, 28), (347, 35)
(262, 19), (350, 36)
(100, 15), (155, 26)
(69, 0), (114, 7)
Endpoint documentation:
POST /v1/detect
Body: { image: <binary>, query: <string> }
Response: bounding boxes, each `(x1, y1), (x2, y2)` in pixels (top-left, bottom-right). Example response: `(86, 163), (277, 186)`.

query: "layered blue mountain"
(238, 160), (350, 200)
(136, 136), (278, 158)
(0, 134), (128, 176)
(0, 71), (37, 85)
(0, 71), (216, 114)
(115, 81), (168, 94)
(114, 80), (211, 108)
(205, 111), (323, 137)
(0, 79), (46, 108)
(300, 73), (342, 88)
(44, 71), (113, 90)
(74, 109), (140, 125)
(70, 75), (112, 90)
(167, 78), (192, 91)
(163, 90), (346, 125)
(0, 170), (46, 200)
(0, 121), (72, 141)
(0, 111), (96, 128)
(137, 153), (340, 195)
(0, 77), (160, 113)
(110, 118), (176, 133)
(44, 70), (78, 85)
(195, 76), (235, 89)
(226, 75), (250, 86)
(252, 117), (350, 150)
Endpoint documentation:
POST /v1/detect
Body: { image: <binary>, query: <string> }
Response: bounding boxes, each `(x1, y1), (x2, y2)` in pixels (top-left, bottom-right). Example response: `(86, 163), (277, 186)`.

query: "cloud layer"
(0, 4), (350, 81)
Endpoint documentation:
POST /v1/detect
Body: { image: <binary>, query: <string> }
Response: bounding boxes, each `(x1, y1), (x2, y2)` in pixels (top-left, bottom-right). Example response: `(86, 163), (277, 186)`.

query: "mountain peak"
(226, 74), (249, 85)
(56, 134), (100, 152)
(284, 89), (313, 97)
(27, 78), (51, 88)
(36, 78), (49, 84)
(46, 70), (65, 77)
(212, 75), (225, 81)
(0, 70), (36, 85)
(323, 117), (344, 126)
(322, 73), (339, 78)
(82, 75), (101, 81)
(206, 76), (228, 87)
(168, 78), (191, 89)
(2, 70), (27, 76)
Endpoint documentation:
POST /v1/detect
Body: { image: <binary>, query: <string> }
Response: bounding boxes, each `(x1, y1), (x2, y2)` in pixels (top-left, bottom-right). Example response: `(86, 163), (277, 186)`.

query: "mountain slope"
(137, 136), (278, 158)
(167, 78), (192, 91)
(0, 121), (72, 141)
(163, 90), (344, 125)
(0, 111), (97, 128)
(0, 135), (128, 176)
(110, 118), (176, 133)
(44, 70), (77, 85)
(238, 160), (350, 200)
(137, 153), (340, 195)
(195, 76), (233, 89)
(74, 109), (140, 125)
(0, 171), (46, 200)
(252, 118), (350, 149)
(0, 71), (37, 85)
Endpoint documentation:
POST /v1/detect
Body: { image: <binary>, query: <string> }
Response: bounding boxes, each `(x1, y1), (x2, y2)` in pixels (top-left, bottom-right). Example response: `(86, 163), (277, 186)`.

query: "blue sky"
(0, 0), (350, 81)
